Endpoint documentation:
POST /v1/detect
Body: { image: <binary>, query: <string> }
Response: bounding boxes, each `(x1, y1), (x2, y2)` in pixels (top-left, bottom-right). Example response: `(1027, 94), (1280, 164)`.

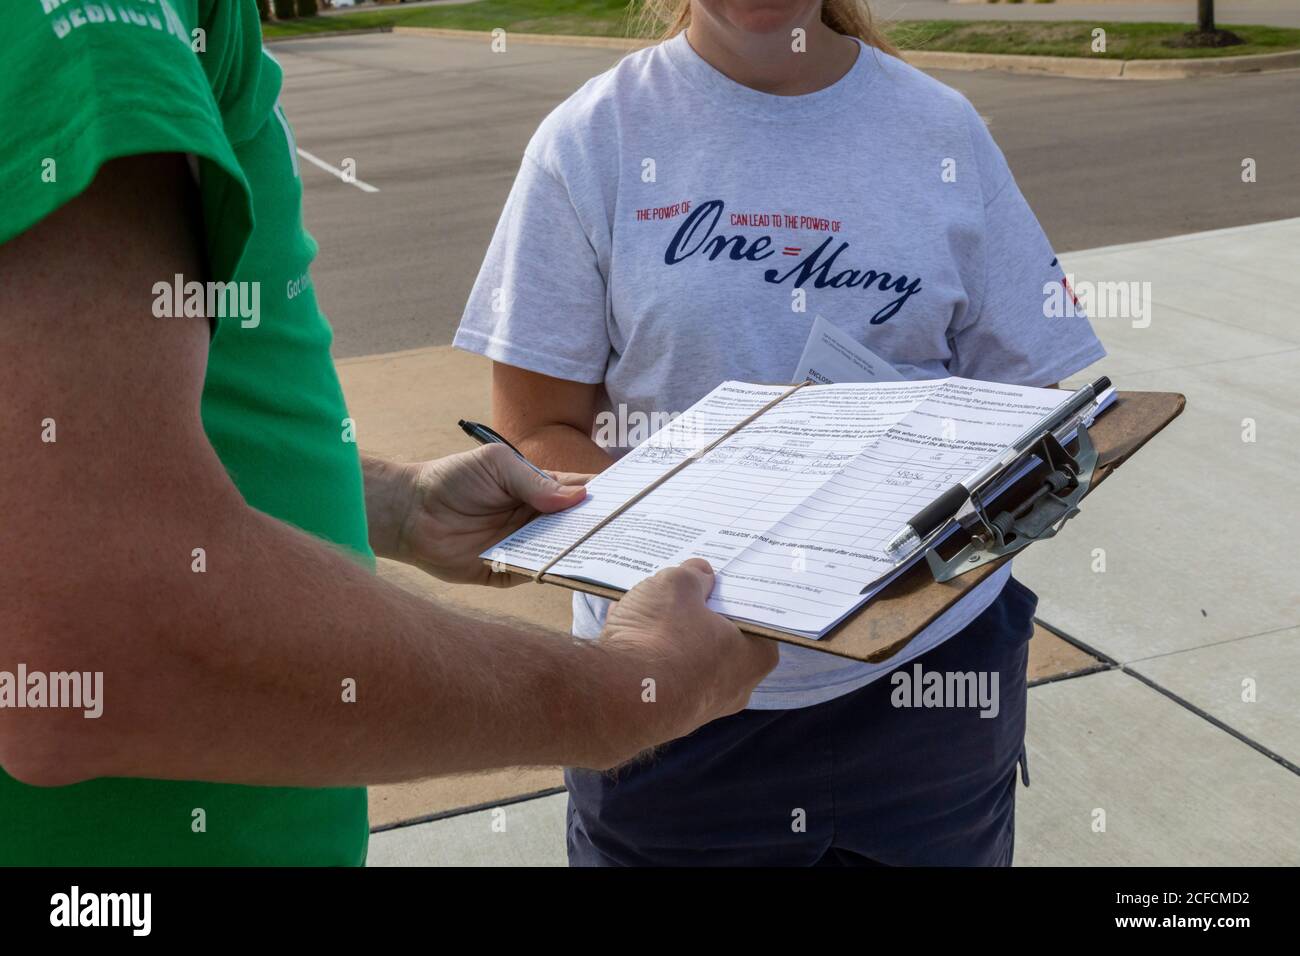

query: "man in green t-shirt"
(0, 1), (776, 865)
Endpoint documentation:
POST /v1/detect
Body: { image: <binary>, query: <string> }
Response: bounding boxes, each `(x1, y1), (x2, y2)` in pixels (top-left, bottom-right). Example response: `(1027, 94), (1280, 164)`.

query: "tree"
(273, 0), (297, 20)
(297, 0), (319, 15)
(1177, 0), (1242, 48)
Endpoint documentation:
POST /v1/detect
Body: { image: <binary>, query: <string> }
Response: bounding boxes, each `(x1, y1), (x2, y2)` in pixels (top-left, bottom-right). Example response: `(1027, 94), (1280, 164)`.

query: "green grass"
(261, 1), (640, 40)
(890, 20), (1300, 58)
(262, 2), (1300, 60)
(261, 10), (407, 37)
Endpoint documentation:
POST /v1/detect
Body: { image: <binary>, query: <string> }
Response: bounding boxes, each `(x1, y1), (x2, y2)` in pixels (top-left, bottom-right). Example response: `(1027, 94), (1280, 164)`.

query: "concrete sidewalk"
(352, 217), (1300, 866)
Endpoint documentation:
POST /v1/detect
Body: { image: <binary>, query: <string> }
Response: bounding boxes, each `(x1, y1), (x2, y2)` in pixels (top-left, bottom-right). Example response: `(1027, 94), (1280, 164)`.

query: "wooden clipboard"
(496, 390), (1185, 663)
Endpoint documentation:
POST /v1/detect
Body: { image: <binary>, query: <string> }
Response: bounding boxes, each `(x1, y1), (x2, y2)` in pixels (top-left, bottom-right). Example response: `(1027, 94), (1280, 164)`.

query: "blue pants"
(565, 576), (1038, 866)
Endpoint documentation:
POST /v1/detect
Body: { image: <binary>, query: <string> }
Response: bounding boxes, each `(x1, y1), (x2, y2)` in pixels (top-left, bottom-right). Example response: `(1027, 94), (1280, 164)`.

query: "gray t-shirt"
(454, 33), (1105, 709)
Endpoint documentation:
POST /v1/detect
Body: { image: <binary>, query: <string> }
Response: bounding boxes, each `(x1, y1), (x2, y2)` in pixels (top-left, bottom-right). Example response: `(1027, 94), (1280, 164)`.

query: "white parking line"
(296, 148), (380, 193)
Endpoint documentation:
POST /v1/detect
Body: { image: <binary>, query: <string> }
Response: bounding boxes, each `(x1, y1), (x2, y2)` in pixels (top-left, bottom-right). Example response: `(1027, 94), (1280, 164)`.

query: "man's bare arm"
(0, 155), (775, 788)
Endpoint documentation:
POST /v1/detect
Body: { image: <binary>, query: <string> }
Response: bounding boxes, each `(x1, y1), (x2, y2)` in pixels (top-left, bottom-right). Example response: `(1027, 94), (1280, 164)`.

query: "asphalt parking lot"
(272, 33), (1300, 359)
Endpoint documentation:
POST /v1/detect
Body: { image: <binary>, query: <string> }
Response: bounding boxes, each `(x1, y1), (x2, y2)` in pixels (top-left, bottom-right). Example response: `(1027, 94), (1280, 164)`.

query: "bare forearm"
(4, 494), (635, 788)
(361, 452), (414, 560)
(513, 423), (613, 474)
(0, 155), (764, 793)
(490, 363), (611, 474)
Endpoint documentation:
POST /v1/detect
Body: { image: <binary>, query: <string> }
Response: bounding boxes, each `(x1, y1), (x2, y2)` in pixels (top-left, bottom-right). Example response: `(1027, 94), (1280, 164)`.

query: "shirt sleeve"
(454, 152), (612, 385)
(0, 2), (253, 282)
(948, 107), (1106, 387)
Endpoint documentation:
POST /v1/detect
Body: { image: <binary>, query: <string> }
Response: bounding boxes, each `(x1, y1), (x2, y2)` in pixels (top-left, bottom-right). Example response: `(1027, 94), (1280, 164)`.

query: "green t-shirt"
(1, 0), (372, 865)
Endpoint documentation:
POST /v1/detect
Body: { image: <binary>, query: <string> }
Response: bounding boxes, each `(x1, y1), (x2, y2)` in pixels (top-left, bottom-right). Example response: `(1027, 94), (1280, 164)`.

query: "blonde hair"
(636, 0), (898, 57)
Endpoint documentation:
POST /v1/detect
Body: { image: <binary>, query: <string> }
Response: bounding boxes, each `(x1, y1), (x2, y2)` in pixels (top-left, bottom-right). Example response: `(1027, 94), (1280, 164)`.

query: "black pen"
(883, 376), (1111, 558)
(458, 419), (553, 481)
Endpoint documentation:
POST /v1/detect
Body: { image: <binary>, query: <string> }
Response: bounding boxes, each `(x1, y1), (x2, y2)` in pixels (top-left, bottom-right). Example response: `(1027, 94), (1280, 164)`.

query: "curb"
(391, 25), (1300, 79)
(909, 47), (1300, 79)
(1120, 48), (1300, 78)
(907, 48), (1123, 78)
(264, 25), (394, 43)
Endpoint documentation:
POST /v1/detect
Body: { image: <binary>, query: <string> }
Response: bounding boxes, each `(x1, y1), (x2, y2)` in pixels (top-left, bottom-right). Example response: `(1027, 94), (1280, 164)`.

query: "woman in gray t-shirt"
(455, 0), (1104, 866)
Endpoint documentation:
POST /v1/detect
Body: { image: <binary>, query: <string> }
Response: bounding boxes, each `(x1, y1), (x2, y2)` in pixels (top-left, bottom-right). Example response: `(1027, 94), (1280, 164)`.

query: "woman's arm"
(492, 362), (615, 474)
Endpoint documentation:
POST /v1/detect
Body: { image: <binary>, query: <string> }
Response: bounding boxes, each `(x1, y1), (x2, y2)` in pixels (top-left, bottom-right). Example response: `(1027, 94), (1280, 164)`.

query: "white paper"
(485, 378), (1075, 638)
(792, 314), (904, 385)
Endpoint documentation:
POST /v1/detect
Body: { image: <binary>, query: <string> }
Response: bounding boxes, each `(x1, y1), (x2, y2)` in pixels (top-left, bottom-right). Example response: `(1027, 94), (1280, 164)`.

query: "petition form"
(486, 379), (1074, 637)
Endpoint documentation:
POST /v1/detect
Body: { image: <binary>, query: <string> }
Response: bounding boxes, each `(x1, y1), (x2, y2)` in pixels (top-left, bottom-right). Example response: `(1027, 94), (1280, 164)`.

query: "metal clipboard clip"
(925, 424), (1100, 583)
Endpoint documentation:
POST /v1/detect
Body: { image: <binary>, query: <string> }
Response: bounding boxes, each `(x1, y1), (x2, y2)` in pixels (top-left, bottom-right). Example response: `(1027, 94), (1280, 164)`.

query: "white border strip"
(296, 148), (380, 193)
